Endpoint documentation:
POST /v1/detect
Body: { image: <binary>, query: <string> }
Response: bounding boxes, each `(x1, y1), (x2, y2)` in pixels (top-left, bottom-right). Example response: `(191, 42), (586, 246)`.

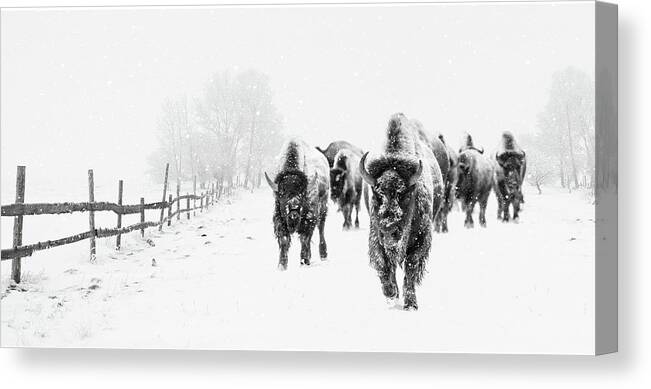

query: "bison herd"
(264, 113), (527, 310)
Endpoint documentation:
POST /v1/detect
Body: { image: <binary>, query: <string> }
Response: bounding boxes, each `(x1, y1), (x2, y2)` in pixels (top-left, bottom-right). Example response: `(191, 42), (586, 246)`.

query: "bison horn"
(264, 172), (278, 192)
(359, 152), (376, 186)
(408, 160), (423, 188)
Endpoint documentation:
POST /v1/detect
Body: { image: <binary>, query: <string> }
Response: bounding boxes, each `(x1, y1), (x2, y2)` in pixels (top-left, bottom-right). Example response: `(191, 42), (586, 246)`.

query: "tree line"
(148, 69), (285, 192)
(521, 67), (595, 194)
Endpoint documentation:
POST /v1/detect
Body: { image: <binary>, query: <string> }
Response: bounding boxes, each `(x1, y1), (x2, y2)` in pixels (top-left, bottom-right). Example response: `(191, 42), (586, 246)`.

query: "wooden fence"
(1, 164), (220, 284)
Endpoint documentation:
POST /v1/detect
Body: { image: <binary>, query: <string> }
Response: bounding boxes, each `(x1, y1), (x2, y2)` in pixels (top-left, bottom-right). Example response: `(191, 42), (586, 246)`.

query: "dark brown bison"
(359, 113), (444, 310)
(412, 121), (457, 233)
(493, 131), (527, 222)
(316, 140), (364, 168)
(330, 148), (365, 229)
(455, 134), (494, 228)
(264, 138), (330, 270)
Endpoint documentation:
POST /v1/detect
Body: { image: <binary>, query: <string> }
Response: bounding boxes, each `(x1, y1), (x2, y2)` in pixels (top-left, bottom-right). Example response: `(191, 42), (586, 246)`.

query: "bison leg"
(353, 186), (362, 229)
(379, 262), (399, 302)
(274, 210), (291, 271)
(318, 212), (328, 260)
(512, 197), (521, 222)
(434, 211), (441, 233)
(403, 223), (432, 311)
(277, 235), (290, 271)
(343, 204), (353, 230)
(502, 199), (511, 222)
(479, 197), (488, 228)
(370, 226), (399, 302)
(403, 271), (418, 311)
(299, 231), (314, 266)
(464, 201), (476, 228)
(354, 201), (361, 229)
(434, 207), (448, 233)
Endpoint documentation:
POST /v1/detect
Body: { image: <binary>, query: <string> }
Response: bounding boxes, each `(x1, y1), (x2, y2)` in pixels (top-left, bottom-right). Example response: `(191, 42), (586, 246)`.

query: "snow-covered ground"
(1, 186), (595, 354)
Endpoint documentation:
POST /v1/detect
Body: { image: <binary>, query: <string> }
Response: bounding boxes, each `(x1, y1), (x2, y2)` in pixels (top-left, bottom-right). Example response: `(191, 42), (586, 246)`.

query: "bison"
(359, 113), (444, 310)
(316, 140), (364, 168)
(493, 131), (527, 222)
(412, 121), (457, 233)
(330, 148), (365, 229)
(264, 138), (330, 270)
(455, 133), (494, 228)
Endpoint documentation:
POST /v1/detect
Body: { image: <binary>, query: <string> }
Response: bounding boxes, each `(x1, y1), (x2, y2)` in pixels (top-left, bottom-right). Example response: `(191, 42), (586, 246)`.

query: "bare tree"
(536, 67), (595, 190)
(150, 69), (285, 193)
(520, 133), (555, 194)
(149, 96), (191, 183)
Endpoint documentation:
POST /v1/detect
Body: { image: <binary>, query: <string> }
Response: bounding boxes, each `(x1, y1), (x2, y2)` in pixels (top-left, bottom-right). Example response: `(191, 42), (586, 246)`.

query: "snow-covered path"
(1, 188), (595, 354)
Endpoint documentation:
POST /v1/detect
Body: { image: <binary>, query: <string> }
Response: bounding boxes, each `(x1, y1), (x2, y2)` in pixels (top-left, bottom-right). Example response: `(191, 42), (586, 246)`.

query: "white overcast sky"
(1, 2), (594, 194)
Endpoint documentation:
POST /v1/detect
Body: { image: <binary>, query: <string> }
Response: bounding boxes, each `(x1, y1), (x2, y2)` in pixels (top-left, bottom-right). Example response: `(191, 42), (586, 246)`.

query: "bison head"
(496, 152), (524, 200)
(360, 153), (422, 249)
(456, 151), (475, 182)
(496, 151), (525, 172)
(504, 169), (523, 203)
(265, 170), (308, 234)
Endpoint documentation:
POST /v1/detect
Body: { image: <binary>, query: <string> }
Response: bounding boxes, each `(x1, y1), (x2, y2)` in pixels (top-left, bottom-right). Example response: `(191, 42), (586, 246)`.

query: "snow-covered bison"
(264, 138), (330, 270)
(456, 134), (494, 228)
(412, 121), (457, 233)
(493, 131), (527, 222)
(316, 140), (364, 168)
(330, 148), (365, 229)
(359, 113), (444, 310)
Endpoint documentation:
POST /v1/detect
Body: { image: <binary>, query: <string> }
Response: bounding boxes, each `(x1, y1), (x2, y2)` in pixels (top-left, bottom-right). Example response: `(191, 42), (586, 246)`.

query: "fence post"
(200, 192), (204, 212)
(186, 193), (190, 220)
(11, 166), (26, 284)
(140, 197), (145, 237)
(88, 169), (96, 262)
(158, 163), (169, 231)
(116, 180), (123, 250)
(176, 182), (181, 221)
(193, 175), (197, 216)
(167, 194), (173, 227)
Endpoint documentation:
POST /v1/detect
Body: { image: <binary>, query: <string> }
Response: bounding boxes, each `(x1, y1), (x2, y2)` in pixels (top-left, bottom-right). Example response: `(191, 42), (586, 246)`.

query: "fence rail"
(1, 201), (168, 217)
(1, 164), (221, 283)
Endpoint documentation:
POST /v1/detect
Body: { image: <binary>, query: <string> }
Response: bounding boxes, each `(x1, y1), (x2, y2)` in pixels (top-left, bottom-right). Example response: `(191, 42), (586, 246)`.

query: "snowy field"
(1, 185), (595, 354)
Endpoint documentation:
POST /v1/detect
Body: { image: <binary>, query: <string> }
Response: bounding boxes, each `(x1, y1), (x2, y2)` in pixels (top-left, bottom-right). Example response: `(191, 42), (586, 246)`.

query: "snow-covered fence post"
(176, 182), (181, 221)
(88, 169), (97, 262)
(193, 175), (197, 217)
(200, 192), (204, 212)
(167, 194), (172, 226)
(186, 194), (190, 220)
(11, 166), (26, 284)
(158, 163), (169, 231)
(116, 180), (123, 250)
(140, 197), (145, 237)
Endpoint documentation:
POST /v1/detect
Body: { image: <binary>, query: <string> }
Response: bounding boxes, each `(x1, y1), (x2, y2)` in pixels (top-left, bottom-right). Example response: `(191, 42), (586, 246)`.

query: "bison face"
(359, 153), (422, 249)
(373, 171), (416, 246)
(265, 170), (308, 234)
(504, 169), (522, 201)
(281, 196), (303, 233)
(329, 168), (346, 202)
(497, 154), (524, 173)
